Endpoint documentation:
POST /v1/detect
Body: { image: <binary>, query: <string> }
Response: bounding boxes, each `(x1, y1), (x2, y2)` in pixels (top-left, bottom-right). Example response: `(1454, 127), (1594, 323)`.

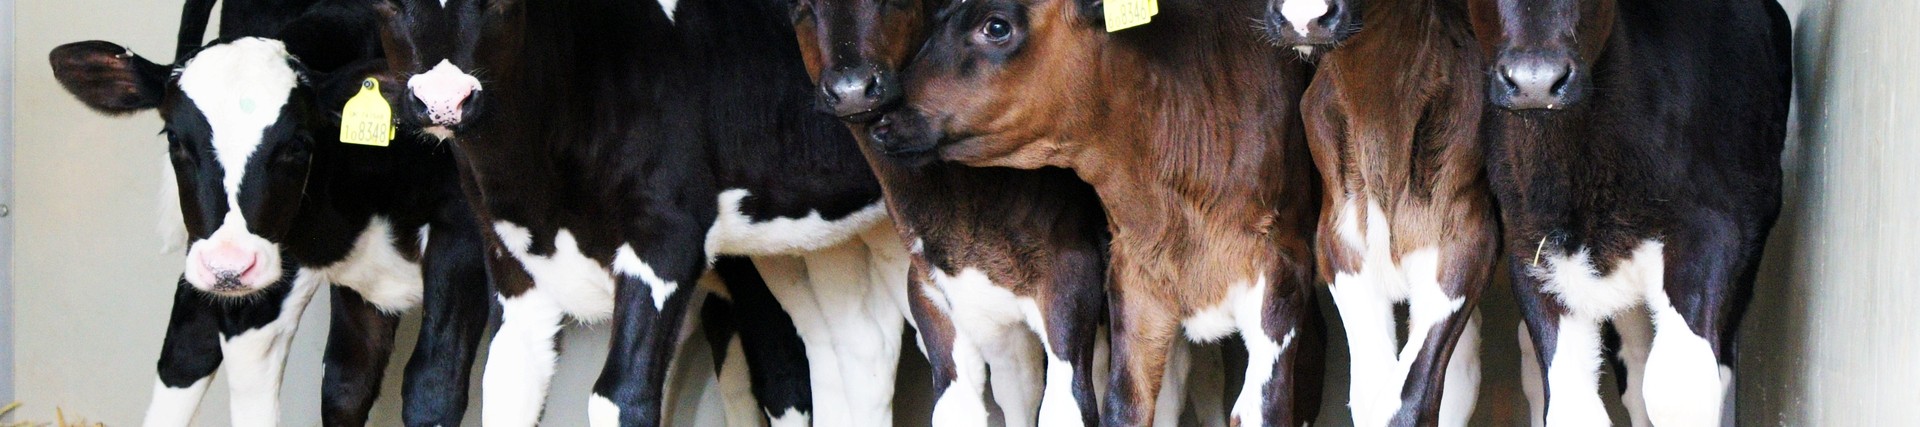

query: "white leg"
(1611, 306), (1654, 427)
(1152, 340), (1193, 427)
(1399, 250), (1474, 426)
(484, 288), (567, 427)
(1543, 315), (1609, 427)
(977, 326), (1045, 427)
(717, 334), (768, 427)
(143, 376), (212, 427)
(861, 220), (916, 334)
(1329, 272), (1401, 427)
(1642, 289), (1728, 427)
(1185, 342), (1228, 427)
(1230, 279), (1290, 427)
(1518, 324), (1545, 427)
(804, 241), (904, 426)
(932, 329), (993, 427)
(1036, 333), (1088, 427)
(1438, 311), (1483, 427)
(754, 255), (836, 426)
(221, 272), (323, 427)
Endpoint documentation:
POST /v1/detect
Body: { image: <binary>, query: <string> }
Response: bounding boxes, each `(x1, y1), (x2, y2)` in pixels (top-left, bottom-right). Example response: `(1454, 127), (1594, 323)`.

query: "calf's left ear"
(50, 41), (171, 115)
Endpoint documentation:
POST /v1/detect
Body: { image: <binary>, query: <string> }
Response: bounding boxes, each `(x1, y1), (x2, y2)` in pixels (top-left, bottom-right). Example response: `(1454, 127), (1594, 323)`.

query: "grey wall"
(1, 0), (17, 409)
(1738, 0), (1920, 424)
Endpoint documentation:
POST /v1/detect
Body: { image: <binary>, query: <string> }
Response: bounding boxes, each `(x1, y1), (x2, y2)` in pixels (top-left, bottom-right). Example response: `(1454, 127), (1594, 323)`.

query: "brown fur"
(882, 0), (1323, 424)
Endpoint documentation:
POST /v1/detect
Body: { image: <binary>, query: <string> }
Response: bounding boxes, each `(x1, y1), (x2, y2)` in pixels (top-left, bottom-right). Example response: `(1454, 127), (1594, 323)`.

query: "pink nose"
(408, 60), (482, 126)
(200, 242), (258, 281)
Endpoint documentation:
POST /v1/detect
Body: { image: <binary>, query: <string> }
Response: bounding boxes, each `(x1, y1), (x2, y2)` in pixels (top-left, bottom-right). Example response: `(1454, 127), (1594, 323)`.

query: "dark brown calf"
(873, 1), (1326, 425)
(792, 0), (1113, 424)
(1269, 0), (1496, 425)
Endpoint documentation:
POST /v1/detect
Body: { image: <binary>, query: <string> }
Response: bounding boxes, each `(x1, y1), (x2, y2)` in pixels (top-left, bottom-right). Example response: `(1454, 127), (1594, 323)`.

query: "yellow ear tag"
(1104, 0), (1157, 32)
(339, 78), (396, 147)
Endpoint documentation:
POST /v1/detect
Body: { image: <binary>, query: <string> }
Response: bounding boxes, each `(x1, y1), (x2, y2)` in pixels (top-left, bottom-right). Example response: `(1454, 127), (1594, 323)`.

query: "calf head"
(868, 0), (1104, 167)
(1261, 0), (1358, 57)
(1469, 0), (1614, 110)
(377, 0), (496, 138)
(51, 37), (362, 296)
(790, 0), (941, 122)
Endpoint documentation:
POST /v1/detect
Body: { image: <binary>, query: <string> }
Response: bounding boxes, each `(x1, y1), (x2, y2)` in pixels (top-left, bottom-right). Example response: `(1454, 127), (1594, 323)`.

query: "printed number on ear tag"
(1105, 0), (1157, 32)
(340, 78), (396, 147)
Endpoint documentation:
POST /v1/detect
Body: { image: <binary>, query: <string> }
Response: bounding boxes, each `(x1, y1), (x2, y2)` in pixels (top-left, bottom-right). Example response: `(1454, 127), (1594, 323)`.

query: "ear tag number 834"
(340, 78), (396, 147)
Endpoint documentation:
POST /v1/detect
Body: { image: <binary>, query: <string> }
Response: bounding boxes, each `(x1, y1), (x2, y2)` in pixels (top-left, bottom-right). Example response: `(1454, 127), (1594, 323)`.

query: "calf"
(1263, 0), (1493, 425)
(791, 0), (1115, 425)
(379, 0), (927, 424)
(873, 1), (1327, 425)
(50, 4), (489, 426)
(1466, 0), (1791, 424)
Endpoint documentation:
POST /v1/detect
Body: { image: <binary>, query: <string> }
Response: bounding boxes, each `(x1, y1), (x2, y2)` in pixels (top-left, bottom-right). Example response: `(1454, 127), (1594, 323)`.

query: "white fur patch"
(318, 216), (425, 313)
(178, 38), (298, 208)
(1518, 325), (1546, 427)
(1439, 313), (1483, 427)
(615, 244), (680, 310)
(658, 0), (680, 21)
(218, 268), (324, 427)
(767, 408), (810, 427)
(932, 330), (994, 427)
(1543, 316), (1610, 427)
(588, 393), (620, 427)
(1530, 240), (1665, 319)
(1183, 278), (1265, 343)
(494, 222), (617, 322)
(144, 376), (212, 427)
(1642, 278), (1729, 426)
(483, 290), (567, 426)
(706, 189), (887, 256)
(1230, 278), (1280, 427)
(934, 267), (1047, 426)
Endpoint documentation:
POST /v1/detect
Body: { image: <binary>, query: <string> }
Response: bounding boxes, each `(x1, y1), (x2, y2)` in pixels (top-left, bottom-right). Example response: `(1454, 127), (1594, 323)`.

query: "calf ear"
(50, 41), (171, 115)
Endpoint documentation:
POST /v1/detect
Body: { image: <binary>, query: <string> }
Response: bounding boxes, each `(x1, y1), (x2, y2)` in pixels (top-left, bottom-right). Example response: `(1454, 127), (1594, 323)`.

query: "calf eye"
(981, 17), (1013, 42)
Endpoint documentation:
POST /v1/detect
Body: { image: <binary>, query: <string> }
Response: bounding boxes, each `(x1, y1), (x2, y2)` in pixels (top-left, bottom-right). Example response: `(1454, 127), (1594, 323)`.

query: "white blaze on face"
(177, 37), (301, 295)
(1279, 0), (1331, 36)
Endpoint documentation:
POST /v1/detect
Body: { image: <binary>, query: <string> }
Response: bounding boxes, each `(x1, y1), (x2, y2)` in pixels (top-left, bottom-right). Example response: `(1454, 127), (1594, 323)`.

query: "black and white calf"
(50, 7), (489, 426)
(1467, 0), (1792, 424)
(378, 0), (915, 424)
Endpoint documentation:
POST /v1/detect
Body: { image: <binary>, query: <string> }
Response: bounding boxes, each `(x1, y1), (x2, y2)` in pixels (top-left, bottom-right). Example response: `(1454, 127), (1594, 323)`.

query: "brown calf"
(871, 1), (1325, 425)
(792, 0), (1115, 424)
(1268, 0), (1497, 425)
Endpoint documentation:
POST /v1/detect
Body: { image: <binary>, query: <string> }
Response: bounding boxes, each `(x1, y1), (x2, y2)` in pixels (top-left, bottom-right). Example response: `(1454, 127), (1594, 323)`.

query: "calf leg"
(222, 271), (326, 427)
(1327, 270), (1400, 426)
(320, 287), (402, 427)
(1101, 279), (1179, 427)
(592, 245), (700, 427)
(700, 292), (766, 427)
(481, 286), (567, 426)
(144, 280), (226, 427)
(911, 267), (992, 427)
(1518, 325), (1545, 427)
(755, 255), (837, 426)
(1235, 271), (1323, 427)
(718, 256), (813, 427)
(1388, 248), (1488, 427)
(1152, 340), (1192, 427)
(1642, 231), (1745, 427)
(1511, 262), (1609, 427)
(401, 218), (491, 426)
(1610, 308), (1653, 427)
(802, 241), (905, 426)
(1038, 247), (1108, 427)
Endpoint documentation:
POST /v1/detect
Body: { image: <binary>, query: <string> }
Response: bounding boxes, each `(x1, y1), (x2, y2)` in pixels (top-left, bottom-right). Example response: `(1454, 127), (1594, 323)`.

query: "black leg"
(146, 279), (227, 427)
(594, 246), (701, 427)
(715, 256), (814, 422)
(321, 286), (402, 427)
(402, 217), (492, 427)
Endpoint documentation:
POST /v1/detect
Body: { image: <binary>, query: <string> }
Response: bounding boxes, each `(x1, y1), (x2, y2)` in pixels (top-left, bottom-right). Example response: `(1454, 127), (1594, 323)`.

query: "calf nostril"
(1317, 2), (1341, 27)
(865, 74), (886, 99)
